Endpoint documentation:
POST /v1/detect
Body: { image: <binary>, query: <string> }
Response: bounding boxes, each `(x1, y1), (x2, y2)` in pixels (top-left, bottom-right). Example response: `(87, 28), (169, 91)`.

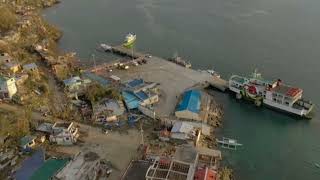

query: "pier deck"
(93, 44), (229, 117)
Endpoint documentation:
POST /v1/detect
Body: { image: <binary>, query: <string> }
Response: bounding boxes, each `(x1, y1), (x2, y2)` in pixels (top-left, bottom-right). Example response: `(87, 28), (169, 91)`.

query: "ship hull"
(263, 99), (314, 119)
(229, 88), (314, 119)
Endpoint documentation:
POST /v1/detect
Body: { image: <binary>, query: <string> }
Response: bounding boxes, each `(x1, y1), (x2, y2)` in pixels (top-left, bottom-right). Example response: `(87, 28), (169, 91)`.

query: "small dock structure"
(209, 77), (228, 92)
(111, 45), (145, 59)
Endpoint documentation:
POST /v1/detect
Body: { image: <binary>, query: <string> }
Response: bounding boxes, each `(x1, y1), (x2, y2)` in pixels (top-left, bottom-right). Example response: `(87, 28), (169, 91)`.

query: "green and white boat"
(228, 70), (314, 118)
(123, 33), (136, 48)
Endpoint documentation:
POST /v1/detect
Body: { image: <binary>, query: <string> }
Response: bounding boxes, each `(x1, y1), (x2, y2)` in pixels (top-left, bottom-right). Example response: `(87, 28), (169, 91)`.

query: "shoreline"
(0, 1), (233, 179)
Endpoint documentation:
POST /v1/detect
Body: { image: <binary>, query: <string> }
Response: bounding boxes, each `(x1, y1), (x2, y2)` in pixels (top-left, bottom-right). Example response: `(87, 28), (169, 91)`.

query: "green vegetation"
(220, 167), (233, 180)
(0, 108), (31, 140)
(85, 84), (121, 103)
(0, 5), (17, 32)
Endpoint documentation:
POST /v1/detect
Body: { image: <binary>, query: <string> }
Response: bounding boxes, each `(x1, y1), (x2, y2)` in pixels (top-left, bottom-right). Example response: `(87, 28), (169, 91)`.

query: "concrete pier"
(92, 44), (229, 117)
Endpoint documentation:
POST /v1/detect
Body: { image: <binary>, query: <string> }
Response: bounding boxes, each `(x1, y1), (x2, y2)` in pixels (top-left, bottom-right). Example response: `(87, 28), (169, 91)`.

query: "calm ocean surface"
(44, 0), (320, 179)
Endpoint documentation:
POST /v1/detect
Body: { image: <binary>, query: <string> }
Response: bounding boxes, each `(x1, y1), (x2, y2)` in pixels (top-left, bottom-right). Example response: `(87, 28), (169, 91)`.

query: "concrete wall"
(0, 78), (17, 99)
(175, 110), (200, 121)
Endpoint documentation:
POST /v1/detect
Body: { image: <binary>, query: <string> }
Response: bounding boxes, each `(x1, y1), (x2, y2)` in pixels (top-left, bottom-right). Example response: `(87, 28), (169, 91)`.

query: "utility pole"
(140, 119), (144, 145)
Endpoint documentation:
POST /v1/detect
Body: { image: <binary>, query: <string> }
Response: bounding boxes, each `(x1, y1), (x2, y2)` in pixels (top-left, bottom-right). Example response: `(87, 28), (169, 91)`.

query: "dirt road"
(53, 123), (141, 180)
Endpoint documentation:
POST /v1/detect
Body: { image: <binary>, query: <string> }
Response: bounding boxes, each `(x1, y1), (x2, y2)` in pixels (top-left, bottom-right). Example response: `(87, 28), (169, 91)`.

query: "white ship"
(228, 70), (314, 118)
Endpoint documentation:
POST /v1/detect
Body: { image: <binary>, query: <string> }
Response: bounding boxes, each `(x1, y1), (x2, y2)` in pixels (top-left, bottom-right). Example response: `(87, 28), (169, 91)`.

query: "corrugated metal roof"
(20, 135), (36, 147)
(171, 122), (194, 133)
(127, 79), (144, 88)
(14, 150), (45, 180)
(23, 63), (37, 70)
(83, 72), (110, 87)
(63, 76), (81, 86)
(122, 91), (141, 109)
(30, 159), (69, 180)
(176, 90), (201, 113)
(135, 90), (148, 100)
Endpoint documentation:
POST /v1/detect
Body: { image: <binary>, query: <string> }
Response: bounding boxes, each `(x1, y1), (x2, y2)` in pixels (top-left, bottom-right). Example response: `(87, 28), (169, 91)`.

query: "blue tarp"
(127, 79), (144, 88)
(122, 91), (141, 109)
(176, 90), (201, 113)
(135, 91), (148, 100)
(14, 150), (45, 180)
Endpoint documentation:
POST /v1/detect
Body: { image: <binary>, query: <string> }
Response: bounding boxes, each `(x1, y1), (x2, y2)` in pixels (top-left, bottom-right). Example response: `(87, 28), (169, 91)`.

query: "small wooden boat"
(99, 43), (112, 51)
(216, 137), (243, 150)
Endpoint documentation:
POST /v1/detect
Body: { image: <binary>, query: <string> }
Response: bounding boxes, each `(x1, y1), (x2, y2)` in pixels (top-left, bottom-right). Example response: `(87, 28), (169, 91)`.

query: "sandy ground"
(97, 57), (214, 117)
(52, 123), (141, 180)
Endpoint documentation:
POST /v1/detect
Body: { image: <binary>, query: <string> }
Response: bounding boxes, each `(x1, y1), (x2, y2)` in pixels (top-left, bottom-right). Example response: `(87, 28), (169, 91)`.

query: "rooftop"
(14, 150), (45, 180)
(30, 159), (69, 180)
(135, 90), (149, 100)
(122, 160), (152, 180)
(174, 144), (198, 164)
(63, 76), (81, 86)
(171, 121), (195, 134)
(176, 90), (201, 114)
(145, 157), (194, 180)
(83, 72), (110, 87)
(126, 78), (144, 88)
(36, 123), (54, 133)
(20, 135), (36, 147)
(194, 167), (217, 180)
(54, 152), (100, 180)
(0, 76), (9, 83)
(23, 63), (37, 70)
(5, 62), (19, 68)
(122, 91), (141, 109)
(271, 84), (302, 97)
(53, 122), (72, 129)
(0, 53), (11, 63)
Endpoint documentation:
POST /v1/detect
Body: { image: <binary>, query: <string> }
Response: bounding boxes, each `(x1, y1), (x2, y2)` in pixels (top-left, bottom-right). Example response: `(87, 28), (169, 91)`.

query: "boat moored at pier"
(228, 70), (314, 118)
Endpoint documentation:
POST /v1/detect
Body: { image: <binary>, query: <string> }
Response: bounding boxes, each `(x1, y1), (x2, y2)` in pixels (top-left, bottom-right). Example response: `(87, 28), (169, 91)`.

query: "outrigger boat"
(216, 137), (243, 150)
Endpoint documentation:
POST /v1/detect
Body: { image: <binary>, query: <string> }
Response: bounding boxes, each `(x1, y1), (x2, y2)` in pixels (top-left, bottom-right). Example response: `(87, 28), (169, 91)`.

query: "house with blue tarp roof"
(175, 90), (201, 120)
(126, 79), (144, 89)
(122, 79), (159, 110)
(122, 90), (159, 110)
(14, 150), (45, 180)
(122, 91), (141, 110)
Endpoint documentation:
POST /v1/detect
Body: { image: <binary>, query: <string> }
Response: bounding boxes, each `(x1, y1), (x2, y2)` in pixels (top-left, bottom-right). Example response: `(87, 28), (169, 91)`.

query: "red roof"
(270, 84), (302, 97)
(194, 167), (217, 180)
(286, 87), (302, 97)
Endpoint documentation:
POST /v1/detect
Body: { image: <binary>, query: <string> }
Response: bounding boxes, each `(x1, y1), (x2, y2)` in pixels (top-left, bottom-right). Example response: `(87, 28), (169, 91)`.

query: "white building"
(50, 122), (79, 145)
(0, 76), (17, 99)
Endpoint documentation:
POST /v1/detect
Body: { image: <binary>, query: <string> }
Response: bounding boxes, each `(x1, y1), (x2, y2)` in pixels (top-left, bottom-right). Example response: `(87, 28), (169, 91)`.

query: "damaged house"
(36, 122), (79, 146)
(93, 98), (125, 123)
(54, 151), (111, 180)
(122, 79), (159, 110)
